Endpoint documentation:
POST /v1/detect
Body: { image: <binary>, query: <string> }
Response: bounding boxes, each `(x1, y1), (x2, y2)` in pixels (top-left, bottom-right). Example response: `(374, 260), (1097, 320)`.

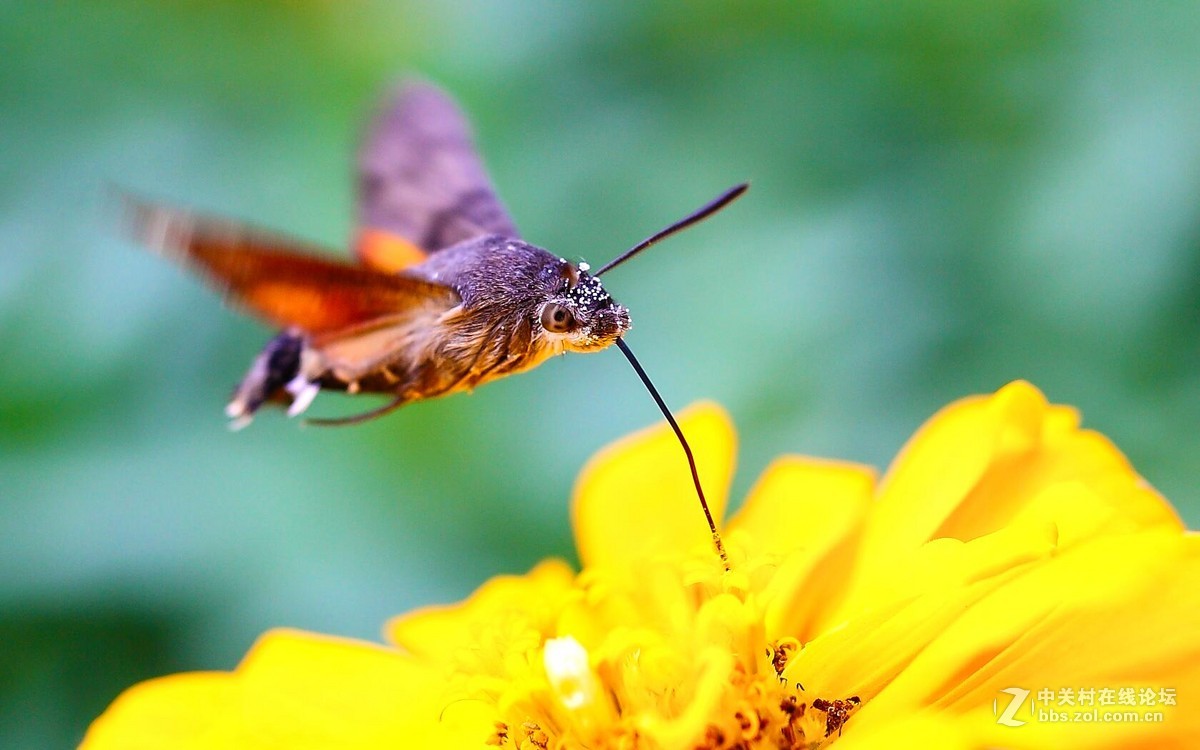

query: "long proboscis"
(594, 183), (749, 277)
(615, 338), (729, 570)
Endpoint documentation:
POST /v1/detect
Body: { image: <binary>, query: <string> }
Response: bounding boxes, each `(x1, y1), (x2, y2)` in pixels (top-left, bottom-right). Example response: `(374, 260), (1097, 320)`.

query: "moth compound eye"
(540, 303), (575, 333)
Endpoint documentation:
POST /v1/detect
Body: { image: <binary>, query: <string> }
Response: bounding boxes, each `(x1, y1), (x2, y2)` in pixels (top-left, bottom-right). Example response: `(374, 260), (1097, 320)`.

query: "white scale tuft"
(285, 376), (320, 417)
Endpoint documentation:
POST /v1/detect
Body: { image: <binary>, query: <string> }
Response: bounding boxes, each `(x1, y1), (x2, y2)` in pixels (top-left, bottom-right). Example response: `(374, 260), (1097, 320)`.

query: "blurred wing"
(356, 81), (520, 269)
(127, 198), (460, 335)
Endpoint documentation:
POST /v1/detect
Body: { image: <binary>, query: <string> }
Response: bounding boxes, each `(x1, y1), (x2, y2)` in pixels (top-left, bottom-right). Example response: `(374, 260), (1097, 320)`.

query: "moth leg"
(304, 395), (407, 427)
(226, 330), (313, 429)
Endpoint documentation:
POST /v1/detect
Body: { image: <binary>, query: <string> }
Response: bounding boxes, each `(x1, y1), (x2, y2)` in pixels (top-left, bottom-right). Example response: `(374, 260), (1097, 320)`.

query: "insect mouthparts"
(614, 337), (730, 571)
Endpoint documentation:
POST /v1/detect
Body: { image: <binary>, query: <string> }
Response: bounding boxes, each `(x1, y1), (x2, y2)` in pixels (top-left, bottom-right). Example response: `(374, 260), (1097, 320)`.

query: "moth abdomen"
(226, 330), (306, 428)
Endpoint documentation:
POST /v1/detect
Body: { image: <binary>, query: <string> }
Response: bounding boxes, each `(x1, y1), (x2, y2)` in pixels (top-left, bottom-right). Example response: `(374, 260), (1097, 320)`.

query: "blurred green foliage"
(3, 2), (1199, 747)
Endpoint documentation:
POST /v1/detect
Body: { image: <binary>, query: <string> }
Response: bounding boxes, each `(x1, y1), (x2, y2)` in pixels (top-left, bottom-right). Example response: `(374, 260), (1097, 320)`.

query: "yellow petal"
(727, 456), (875, 560)
(1005, 478), (1175, 549)
(725, 456), (875, 640)
(788, 516), (1059, 704)
(859, 381), (1052, 566)
(848, 381), (1181, 625)
(847, 531), (1200, 746)
(237, 628), (460, 749)
(835, 711), (972, 750)
(572, 402), (736, 574)
(387, 558), (575, 660)
(932, 414), (1182, 546)
(80, 672), (245, 750)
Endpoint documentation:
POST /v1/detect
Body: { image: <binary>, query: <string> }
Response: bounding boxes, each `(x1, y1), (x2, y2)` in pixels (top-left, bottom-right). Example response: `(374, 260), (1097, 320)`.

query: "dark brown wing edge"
(356, 81), (520, 254)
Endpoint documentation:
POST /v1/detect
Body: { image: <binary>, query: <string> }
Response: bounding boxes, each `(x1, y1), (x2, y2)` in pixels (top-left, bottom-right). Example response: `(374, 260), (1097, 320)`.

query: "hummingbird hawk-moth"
(128, 82), (745, 563)
(128, 82), (745, 429)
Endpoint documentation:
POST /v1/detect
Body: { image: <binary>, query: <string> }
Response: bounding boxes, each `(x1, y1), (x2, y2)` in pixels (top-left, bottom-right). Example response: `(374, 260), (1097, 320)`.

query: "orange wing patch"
(125, 197), (458, 335)
(356, 228), (429, 273)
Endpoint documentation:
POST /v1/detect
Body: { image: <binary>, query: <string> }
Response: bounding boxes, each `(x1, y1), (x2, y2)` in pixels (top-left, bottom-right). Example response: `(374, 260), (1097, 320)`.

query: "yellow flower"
(82, 382), (1200, 749)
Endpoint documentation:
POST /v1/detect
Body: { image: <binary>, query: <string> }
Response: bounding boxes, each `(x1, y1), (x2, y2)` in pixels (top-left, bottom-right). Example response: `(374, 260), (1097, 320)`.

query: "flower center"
(472, 549), (862, 749)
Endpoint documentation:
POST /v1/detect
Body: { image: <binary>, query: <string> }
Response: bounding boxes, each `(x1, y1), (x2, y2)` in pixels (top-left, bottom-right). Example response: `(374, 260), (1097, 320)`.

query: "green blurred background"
(4, 2), (1199, 746)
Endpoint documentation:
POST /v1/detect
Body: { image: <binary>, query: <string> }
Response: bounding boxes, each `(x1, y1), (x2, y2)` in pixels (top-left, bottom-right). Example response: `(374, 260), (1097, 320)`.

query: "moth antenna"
(305, 395), (407, 427)
(615, 338), (730, 570)
(595, 183), (748, 277)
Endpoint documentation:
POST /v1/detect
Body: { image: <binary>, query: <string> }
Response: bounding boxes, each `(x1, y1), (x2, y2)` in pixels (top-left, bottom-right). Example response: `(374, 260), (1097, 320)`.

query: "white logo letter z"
(994, 687), (1030, 727)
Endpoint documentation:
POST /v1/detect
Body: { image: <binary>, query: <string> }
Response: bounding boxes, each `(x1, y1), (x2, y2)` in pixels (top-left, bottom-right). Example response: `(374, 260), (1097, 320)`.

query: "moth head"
(537, 259), (630, 351)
